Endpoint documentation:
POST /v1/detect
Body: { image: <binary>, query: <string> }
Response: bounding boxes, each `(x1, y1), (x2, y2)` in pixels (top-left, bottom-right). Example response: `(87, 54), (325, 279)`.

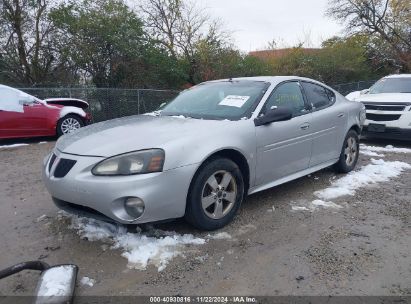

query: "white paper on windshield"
(219, 95), (250, 108)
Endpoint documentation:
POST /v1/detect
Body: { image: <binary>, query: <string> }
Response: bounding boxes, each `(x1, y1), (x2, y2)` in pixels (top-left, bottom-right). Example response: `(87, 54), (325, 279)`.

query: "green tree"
(0, 0), (74, 85)
(51, 0), (185, 88)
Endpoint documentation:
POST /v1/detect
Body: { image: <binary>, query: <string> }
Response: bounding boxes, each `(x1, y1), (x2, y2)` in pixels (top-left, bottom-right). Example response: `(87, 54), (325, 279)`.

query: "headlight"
(92, 149), (165, 176)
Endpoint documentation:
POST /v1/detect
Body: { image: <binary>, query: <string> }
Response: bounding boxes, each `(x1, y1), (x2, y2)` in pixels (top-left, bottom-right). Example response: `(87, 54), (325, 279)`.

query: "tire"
(185, 158), (244, 230)
(57, 114), (84, 137)
(335, 129), (360, 173)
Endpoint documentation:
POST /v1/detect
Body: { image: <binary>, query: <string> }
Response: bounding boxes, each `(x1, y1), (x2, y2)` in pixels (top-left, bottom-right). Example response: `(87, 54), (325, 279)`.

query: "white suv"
(346, 74), (411, 140)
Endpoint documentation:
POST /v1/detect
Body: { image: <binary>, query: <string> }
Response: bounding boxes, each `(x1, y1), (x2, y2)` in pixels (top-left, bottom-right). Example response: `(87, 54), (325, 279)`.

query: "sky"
(201, 0), (344, 52)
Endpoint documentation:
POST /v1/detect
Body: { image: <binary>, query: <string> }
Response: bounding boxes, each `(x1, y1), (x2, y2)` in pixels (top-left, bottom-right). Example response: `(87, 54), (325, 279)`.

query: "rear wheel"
(57, 114), (84, 137)
(185, 158), (244, 230)
(335, 130), (359, 173)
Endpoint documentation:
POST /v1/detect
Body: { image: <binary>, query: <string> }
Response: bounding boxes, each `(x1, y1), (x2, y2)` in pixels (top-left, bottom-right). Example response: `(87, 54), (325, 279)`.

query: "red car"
(0, 85), (91, 139)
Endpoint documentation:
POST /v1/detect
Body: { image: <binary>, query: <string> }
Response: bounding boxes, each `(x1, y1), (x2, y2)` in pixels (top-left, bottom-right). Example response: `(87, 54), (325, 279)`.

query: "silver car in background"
(43, 76), (365, 230)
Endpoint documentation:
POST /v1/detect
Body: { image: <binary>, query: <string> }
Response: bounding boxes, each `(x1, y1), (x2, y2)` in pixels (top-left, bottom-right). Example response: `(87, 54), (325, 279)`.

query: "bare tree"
(327, 0), (411, 70)
(139, 0), (229, 83)
(0, 0), (64, 85)
(140, 0), (209, 56)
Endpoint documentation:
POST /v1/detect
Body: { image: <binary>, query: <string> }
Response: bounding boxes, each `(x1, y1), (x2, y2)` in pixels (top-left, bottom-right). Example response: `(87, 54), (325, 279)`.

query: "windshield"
(369, 78), (411, 94)
(160, 80), (270, 120)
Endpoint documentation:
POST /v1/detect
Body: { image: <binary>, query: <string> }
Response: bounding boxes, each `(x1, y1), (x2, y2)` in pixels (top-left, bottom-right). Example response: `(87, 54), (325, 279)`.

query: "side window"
(263, 82), (307, 117)
(301, 82), (335, 110)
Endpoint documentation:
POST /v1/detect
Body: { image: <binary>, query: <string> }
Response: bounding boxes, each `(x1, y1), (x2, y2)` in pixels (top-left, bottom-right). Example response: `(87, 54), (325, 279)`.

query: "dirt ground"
(0, 137), (410, 297)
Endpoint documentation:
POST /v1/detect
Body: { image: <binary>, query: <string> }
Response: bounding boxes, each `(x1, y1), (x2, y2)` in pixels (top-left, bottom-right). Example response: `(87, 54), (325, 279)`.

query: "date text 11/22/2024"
(150, 297), (257, 303)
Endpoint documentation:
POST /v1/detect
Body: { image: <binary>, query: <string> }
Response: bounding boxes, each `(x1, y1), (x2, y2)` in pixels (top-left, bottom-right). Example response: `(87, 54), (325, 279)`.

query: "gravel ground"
(0, 137), (410, 297)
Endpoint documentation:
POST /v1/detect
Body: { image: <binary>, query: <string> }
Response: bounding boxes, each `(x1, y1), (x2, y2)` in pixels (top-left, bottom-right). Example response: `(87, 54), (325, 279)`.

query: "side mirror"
(19, 95), (36, 106)
(360, 89), (370, 95)
(35, 264), (78, 304)
(254, 106), (293, 126)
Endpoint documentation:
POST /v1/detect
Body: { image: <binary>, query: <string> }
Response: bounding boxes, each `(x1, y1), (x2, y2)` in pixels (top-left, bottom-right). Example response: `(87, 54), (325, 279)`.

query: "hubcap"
(61, 118), (81, 134)
(201, 170), (237, 220)
(344, 136), (358, 166)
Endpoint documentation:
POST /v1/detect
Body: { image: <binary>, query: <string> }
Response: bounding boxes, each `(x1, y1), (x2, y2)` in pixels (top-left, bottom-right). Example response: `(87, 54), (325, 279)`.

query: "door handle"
(300, 123), (310, 130)
(338, 113), (345, 118)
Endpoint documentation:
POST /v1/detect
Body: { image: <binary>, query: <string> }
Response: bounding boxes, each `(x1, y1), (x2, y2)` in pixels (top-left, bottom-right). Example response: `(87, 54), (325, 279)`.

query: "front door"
(255, 81), (313, 186)
(0, 86), (46, 138)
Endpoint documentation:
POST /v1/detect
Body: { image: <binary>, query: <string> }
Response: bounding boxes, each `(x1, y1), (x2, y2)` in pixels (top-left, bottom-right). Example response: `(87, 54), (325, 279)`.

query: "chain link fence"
(331, 80), (377, 96)
(19, 80), (377, 123)
(19, 87), (179, 123)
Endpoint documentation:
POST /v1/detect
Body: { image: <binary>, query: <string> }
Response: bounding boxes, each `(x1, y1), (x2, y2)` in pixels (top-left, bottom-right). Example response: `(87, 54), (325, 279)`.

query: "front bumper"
(362, 103), (411, 140)
(42, 150), (198, 224)
(362, 126), (411, 140)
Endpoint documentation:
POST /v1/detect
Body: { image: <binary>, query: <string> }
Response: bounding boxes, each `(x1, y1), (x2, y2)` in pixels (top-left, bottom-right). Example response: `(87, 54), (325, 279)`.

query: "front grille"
(53, 198), (115, 223)
(366, 113), (401, 122)
(53, 159), (77, 178)
(48, 154), (57, 172)
(364, 104), (406, 111)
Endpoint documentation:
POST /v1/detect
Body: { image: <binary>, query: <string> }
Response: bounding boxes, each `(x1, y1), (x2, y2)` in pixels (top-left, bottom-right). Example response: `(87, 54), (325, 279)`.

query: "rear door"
(255, 81), (313, 186)
(301, 81), (346, 167)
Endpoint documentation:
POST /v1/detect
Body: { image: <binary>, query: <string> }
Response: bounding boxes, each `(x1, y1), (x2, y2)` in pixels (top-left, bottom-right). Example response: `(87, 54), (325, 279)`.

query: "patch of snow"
(60, 106), (87, 119)
(195, 254), (208, 262)
(361, 150), (385, 157)
(208, 232), (232, 240)
(267, 205), (276, 213)
(0, 143), (29, 149)
(171, 115), (187, 119)
(38, 141), (47, 144)
(291, 206), (310, 211)
(36, 214), (48, 222)
(311, 200), (343, 209)
(80, 276), (95, 287)
(37, 265), (76, 297)
(291, 200), (342, 212)
(66, 215), (206, 272)
(361, 144), (411, 154)
(315, 159), (411, 200)
(143, 111), (161, 117)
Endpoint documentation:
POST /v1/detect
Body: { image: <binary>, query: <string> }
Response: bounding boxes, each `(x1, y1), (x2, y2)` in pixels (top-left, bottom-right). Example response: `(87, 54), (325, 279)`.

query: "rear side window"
(301, 82), (335, 111)
(263, 82), (307, 117)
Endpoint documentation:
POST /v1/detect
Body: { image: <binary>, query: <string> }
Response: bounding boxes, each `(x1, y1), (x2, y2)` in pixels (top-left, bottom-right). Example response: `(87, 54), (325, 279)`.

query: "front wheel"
(335, 130), (359, 173)
(57, 114), (84, 137)
(185, 158), (244, 230)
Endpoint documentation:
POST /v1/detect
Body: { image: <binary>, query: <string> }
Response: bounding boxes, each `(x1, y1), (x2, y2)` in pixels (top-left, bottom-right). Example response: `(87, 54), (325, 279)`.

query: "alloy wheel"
(61, 118), (81, 134)
(201, 170), (237, 219)
(344, 136), (358, 166)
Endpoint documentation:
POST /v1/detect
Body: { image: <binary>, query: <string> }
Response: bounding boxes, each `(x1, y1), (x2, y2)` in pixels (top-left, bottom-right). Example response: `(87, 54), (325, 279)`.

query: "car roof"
(384, 74), (411, 79)
(207, 76), (326, 84)
(204, 76), (334, 90)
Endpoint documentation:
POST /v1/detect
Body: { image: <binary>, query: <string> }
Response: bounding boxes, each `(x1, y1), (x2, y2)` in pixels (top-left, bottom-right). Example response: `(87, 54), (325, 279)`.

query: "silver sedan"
(42, 76), (365, 230)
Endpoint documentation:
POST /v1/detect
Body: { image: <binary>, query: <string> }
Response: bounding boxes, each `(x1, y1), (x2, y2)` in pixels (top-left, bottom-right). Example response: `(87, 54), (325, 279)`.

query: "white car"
(346, 74), (411, 140)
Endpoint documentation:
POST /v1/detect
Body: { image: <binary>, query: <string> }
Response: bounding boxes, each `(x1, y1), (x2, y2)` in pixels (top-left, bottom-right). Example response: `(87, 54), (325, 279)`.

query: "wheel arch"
(349, 124), (361, 135)
(188, 148), (251, 199)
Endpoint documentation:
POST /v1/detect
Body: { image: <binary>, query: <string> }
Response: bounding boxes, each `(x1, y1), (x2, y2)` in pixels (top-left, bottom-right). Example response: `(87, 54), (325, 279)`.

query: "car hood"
(353, 93), (411, 104)
(56, 115), (239, 157)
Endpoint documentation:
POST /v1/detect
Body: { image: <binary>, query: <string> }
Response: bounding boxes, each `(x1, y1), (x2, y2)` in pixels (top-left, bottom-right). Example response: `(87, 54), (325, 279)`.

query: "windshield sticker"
(219, 95), (250, 108)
